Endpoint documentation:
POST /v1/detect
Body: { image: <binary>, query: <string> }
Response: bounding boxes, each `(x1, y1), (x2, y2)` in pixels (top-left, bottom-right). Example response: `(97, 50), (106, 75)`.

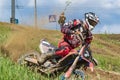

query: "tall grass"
(0, 23), (58, 80)
(0, 56), (47, 80)
(0, 22), (120, 80)
(92, 34), (120, 72)
(93, 53), (120, 73)
(0, 25), (11, 44)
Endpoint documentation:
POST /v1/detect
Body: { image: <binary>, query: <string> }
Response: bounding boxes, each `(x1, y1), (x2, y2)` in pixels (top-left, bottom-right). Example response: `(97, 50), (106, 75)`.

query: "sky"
(0, 0), (120, 34)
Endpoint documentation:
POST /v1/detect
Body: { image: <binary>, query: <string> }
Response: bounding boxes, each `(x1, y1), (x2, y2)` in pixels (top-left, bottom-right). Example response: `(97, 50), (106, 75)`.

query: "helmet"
(85, 12), (99, 31)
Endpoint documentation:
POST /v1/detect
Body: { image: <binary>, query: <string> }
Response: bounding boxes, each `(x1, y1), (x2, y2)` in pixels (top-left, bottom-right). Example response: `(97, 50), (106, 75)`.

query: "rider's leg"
(57, 48), (77, 65)
(38, 40), (71, 65)
(38, 45), (70, 65)
(38, 51), (56, 65)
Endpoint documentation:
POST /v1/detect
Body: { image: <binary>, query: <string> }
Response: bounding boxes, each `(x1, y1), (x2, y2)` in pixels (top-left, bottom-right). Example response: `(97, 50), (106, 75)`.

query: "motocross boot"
(38, 51), (56, 65)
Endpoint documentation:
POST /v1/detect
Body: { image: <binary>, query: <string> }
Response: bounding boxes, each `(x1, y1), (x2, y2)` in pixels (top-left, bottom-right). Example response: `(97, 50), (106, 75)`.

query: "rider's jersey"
(61, 19), (93, 49)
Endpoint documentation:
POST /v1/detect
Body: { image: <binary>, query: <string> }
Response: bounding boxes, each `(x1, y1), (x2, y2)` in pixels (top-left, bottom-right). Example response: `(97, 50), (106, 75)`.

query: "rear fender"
(39, 39), (56, 54)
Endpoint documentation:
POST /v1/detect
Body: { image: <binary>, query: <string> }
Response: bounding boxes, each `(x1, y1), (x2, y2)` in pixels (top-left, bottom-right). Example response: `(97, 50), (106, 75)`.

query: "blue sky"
(0, 0), (120, 34)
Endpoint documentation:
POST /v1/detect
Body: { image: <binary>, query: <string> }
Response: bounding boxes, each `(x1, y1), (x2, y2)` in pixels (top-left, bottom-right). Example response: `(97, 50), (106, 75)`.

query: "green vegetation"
(0, 56), (43, 80)
(0, 23), (47, 80)
(92, 34), (120, 73)
(94, 53), (120, 72)
(0, 24), (11, 45)
(0, 22), (120, 80)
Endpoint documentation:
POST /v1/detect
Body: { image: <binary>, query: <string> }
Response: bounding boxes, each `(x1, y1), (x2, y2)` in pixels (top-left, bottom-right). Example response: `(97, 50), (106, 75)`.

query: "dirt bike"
(17, 39), (98, 80)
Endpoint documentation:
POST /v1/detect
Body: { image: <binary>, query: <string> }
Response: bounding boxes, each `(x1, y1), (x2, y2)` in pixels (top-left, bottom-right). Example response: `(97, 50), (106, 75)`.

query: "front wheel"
(60, 69), (85, 80)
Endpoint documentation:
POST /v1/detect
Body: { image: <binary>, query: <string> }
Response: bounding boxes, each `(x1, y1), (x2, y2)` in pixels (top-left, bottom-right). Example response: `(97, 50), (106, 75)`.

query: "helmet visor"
(88, 19), (98, 27)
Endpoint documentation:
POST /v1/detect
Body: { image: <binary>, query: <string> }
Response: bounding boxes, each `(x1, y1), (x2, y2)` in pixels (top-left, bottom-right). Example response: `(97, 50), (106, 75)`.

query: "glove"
(70, 30), (75, 34)
(70, 29), (80, 34)
(74, 29), (81, 34)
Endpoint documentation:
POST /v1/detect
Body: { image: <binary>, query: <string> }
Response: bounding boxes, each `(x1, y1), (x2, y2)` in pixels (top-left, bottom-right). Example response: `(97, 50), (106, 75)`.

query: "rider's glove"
(74, 29), (80, 34)
(69, 30), (80, 34)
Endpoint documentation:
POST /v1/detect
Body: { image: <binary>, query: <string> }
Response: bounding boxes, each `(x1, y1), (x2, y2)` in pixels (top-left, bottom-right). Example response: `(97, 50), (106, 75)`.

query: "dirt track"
(85, 68), (120, 80)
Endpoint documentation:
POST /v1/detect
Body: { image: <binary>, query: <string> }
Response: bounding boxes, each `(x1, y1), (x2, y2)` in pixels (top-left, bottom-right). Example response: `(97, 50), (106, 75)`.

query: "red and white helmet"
(85, 12), (99, 31)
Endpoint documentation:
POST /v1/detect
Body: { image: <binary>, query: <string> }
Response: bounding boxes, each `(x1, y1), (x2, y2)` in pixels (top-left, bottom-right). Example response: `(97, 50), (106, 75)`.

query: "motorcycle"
(17, 32), (98, 80)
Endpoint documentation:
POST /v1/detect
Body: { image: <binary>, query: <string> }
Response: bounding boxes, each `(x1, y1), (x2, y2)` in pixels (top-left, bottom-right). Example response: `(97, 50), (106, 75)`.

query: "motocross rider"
(38, 12), (99, 65)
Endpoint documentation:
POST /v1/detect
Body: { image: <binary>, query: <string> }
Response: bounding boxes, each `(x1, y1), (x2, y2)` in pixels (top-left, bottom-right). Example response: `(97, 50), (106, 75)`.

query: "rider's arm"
(79, 31), (93, 56)
(61, 19), (83, 34)
(80, 30), (93, 53)
(85, 31), (93, 44)
(61, 24), (74, 34)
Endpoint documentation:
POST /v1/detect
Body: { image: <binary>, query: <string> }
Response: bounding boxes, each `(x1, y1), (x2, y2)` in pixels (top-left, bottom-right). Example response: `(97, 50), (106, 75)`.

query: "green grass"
(93, 53), (120, 73)
(0, 56), (45, 80)
(0, 24), (59, 79)
(0, 22), (120, 80)
(0, 23), (46, 80)
(0, 54), (62, 80)
(98, 34), (120, 46)
(0, 25), (11, 45)
(91, 34), (120, 73)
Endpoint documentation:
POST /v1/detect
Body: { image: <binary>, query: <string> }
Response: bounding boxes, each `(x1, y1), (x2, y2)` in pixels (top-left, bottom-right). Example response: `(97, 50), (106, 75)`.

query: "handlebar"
(74, 29), (85, 45)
